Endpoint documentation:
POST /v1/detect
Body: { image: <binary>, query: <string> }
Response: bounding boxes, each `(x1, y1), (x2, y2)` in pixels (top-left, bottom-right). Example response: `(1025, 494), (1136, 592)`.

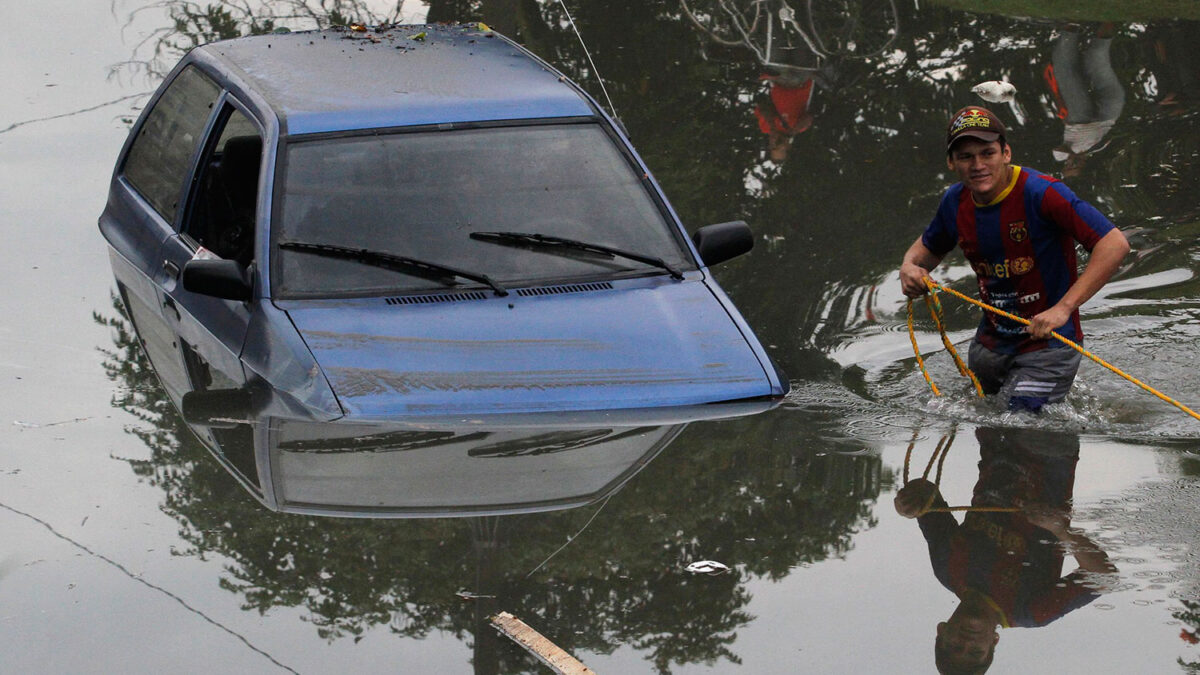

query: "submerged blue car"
(100, 23), (788, 421)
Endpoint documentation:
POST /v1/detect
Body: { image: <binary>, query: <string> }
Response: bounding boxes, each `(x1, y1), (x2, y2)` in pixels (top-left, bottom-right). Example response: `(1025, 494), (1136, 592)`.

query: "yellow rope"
(906, 299), (941, 396)
(916, 278), (1200, 423)
(903, 432), (1019, 515)
(919, 434), (953, 514)
(906, 292), (982, 398)
(902, 428), (920, 483)
(924, 289), (985, 397)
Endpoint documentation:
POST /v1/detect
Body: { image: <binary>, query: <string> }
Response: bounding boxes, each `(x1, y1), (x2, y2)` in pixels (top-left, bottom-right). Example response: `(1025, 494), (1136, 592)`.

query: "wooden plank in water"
(490, 611), (597, 675)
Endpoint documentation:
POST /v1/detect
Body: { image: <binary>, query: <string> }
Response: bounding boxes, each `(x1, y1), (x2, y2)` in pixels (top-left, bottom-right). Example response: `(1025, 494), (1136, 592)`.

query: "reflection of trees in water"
(115, 0), (414, 79)
(1179, 599), (1200, 671)
(116, 0), (568, 81)
(95, 2), (1200, 665)
(93, 295), (883, 673)
(94, 295), (193, 482)
(114, 1), (1200, 238)
(725, 15), (1200, 376)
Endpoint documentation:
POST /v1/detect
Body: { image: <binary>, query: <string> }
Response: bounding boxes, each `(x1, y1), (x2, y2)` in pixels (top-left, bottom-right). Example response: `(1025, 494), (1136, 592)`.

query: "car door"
(158, 98), (265, 386)
(101, 63), (223, 370)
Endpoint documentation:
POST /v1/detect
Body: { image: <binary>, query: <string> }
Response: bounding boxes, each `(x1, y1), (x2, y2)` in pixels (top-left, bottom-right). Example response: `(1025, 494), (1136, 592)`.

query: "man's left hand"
(1027, 304), (1072, 340)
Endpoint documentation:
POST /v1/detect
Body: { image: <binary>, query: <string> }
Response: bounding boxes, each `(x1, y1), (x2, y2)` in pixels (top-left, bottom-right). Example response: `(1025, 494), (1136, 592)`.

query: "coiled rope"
(906, 277), (1200, 422)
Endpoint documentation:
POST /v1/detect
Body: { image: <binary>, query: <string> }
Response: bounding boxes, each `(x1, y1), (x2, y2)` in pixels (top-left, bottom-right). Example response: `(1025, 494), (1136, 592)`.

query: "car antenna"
(555, 0), (621, 124)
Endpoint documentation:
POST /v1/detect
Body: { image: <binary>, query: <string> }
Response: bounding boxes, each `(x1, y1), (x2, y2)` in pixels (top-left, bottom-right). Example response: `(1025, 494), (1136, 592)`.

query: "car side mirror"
(691, 220), (753, 267)
(182, 258), (252, 301)
(181, 387), (254, 428)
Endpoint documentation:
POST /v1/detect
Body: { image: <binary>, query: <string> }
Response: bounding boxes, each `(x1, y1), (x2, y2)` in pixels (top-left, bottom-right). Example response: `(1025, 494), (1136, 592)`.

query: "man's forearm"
(1058, 228), (1130, 314)
(902, 236), (943, 270)
(1057, 527), (1118, 574)
(1028, 228), (1129, 338)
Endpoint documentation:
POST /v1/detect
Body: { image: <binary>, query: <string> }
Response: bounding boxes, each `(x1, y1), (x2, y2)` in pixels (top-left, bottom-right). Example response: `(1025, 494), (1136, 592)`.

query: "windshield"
(274, 123), (695, 298)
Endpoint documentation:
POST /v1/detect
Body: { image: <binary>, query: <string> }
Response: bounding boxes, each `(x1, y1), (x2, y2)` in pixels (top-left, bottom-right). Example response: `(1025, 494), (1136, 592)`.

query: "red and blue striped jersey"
(922, 166), (1115, 354)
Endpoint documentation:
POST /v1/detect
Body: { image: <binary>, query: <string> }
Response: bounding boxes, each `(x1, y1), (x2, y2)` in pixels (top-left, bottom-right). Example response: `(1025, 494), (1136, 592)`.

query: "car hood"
(283, 279), (778, 418)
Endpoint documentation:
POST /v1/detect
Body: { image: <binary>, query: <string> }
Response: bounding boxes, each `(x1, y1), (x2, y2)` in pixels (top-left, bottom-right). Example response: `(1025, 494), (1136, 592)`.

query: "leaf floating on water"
(477, 22), (492, 32)
(685, 560), (730, 575)
(412, 31), (427, 41)
(349, 23), (368, 32)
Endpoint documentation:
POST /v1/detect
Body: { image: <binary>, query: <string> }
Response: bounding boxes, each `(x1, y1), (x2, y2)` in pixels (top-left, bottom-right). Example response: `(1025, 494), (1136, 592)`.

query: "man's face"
(946, 138), (1012, 203)
(937, 617), (999, 669)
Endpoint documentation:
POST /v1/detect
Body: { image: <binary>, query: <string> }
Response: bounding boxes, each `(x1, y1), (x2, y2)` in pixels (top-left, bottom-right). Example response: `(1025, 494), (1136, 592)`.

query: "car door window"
(122, 66), (221, 223)
(183, 106), (262, 266)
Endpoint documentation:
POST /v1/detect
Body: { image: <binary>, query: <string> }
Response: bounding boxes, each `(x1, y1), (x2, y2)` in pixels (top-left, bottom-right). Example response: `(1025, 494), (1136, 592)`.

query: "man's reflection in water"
(1044, 23), (1125, 177)
(894, 427), (1117, 674)
(755, 72), (814, 163)
(753, 42), (821, 164)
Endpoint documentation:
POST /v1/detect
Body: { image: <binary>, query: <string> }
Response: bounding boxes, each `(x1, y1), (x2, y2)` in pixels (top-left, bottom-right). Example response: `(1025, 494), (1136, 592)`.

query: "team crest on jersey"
(1007, 221), (1028, 242)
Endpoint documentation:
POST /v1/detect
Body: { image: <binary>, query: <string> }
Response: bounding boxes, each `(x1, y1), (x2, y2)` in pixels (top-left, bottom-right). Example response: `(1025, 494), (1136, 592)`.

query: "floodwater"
(3, 0), (1200, 672)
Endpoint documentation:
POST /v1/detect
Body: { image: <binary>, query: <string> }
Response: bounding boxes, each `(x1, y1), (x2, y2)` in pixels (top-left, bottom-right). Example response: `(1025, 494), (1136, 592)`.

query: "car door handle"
(163, 259), (180, 279)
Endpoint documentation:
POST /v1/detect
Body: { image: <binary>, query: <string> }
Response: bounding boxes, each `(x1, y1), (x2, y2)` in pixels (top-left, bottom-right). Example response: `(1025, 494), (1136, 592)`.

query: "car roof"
(197, 24), (597, 136)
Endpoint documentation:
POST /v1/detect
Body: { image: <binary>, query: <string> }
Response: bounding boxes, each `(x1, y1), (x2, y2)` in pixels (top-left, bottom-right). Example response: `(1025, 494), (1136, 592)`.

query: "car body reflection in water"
(181, 387), (717, 672)
(182, 388), (694, 519)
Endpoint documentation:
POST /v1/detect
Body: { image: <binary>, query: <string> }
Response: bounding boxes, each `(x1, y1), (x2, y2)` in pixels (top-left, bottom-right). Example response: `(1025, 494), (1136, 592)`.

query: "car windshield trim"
(278, 241), (508, 296)
(469, 231), (683, 280)
(284, 115), (600, 145)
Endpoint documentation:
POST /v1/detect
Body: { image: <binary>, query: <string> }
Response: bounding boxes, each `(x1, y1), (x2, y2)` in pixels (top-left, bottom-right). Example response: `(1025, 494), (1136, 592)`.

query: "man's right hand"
(894, 479), (939, 518)
(899, 261), (932, 298)
(899, 237), (944, 298)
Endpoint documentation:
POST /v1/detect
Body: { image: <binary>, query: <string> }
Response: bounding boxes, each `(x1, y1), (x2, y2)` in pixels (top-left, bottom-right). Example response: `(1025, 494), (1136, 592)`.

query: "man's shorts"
(968, 341), (1082, 412)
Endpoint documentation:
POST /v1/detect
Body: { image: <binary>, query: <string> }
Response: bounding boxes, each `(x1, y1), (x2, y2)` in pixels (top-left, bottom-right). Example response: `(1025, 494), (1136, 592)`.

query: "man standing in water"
(899, 106), (1130, 411)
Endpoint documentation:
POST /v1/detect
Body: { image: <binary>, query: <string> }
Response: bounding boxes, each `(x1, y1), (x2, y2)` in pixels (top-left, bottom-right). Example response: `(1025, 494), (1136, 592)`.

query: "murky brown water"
(3, 1), (1200, 672)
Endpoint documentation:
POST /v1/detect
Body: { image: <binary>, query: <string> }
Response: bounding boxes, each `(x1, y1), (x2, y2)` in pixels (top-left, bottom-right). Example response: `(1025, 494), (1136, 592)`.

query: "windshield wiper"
(278, 241), (508, 297)
(469, 231), (684, 280)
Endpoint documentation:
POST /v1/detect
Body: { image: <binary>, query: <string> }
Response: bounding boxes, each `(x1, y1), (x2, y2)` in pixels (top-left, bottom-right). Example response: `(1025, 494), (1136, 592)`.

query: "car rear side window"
(123, 66), (221, 223)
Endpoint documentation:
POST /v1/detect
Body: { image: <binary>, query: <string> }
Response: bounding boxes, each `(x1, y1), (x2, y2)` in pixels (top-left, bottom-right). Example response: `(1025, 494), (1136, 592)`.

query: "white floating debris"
(971, 80), (1017, 103)
(685, 560), (730, 575)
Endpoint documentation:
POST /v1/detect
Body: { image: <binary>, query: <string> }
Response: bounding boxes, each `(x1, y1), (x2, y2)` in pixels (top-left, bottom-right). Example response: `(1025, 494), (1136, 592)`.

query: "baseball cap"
(946, 106), (1006, 151)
